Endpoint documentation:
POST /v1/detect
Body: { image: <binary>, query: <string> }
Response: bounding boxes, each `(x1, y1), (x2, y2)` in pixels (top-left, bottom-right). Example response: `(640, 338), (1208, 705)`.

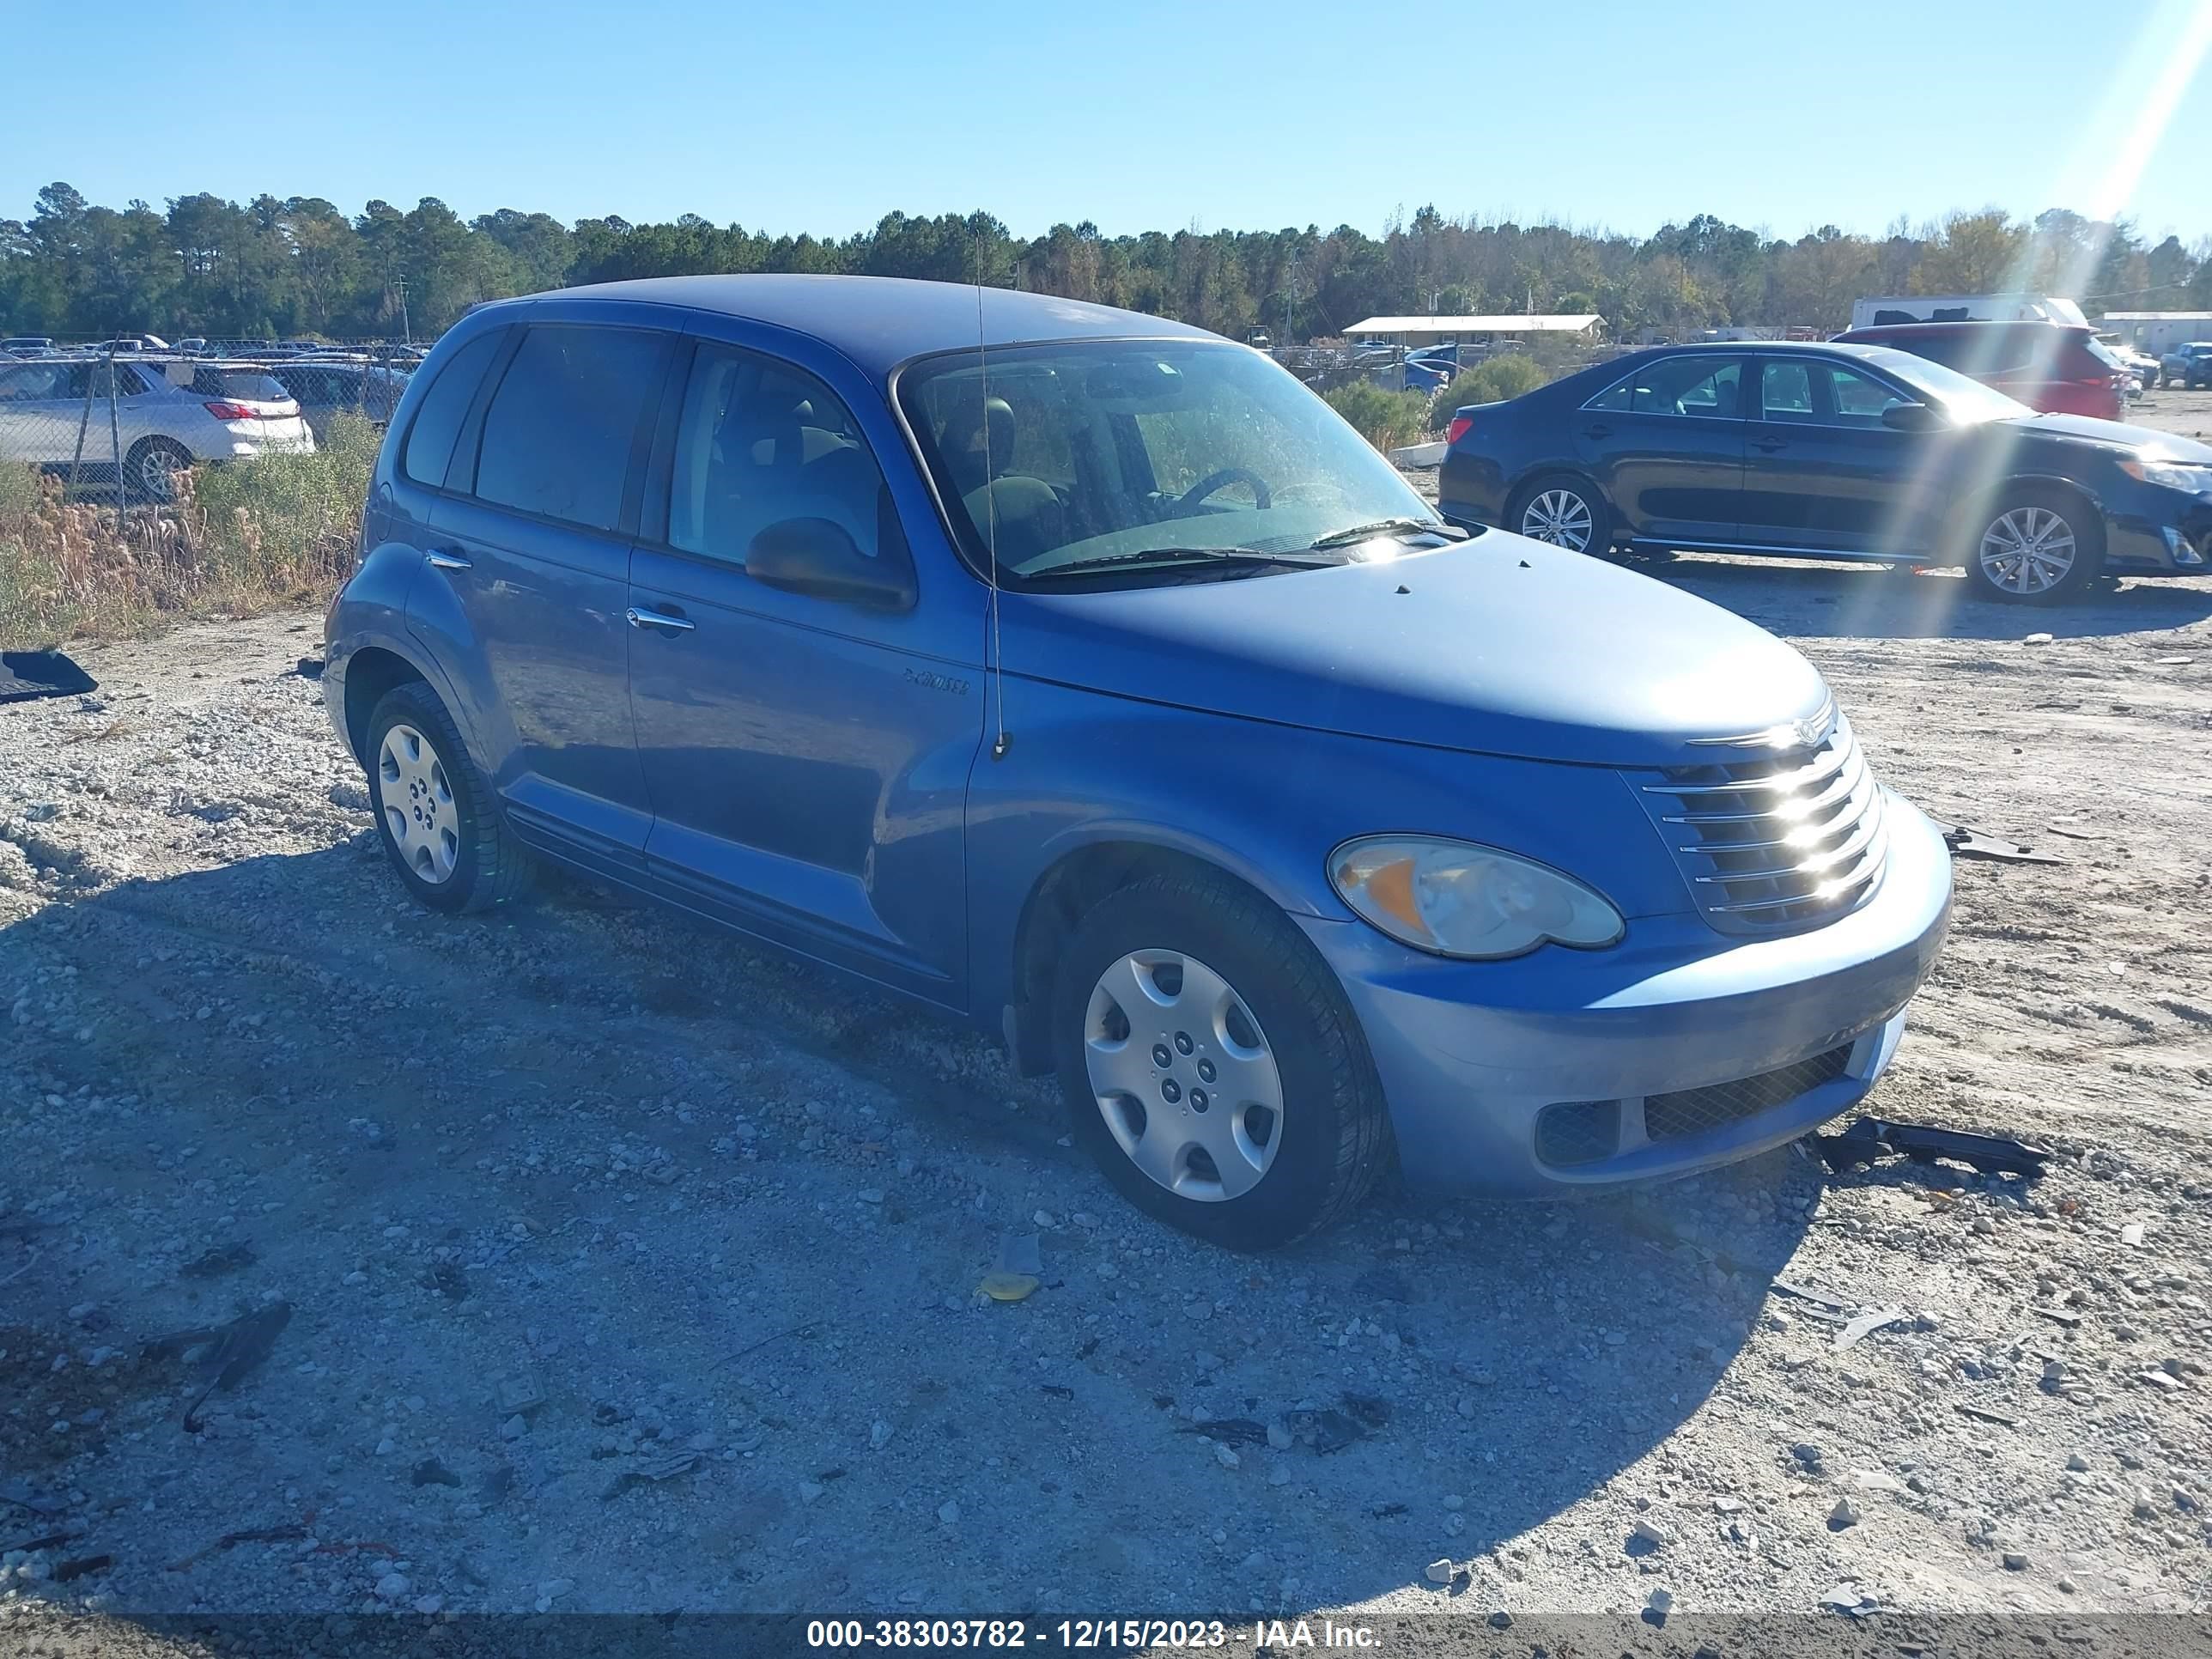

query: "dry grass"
(0, 414), (379, 649)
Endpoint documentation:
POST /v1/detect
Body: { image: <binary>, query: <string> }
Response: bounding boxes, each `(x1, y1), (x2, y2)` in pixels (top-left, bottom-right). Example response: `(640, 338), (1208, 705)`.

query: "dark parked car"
(1440, 341), (2212, 602)
(323, 276), (1952, 1247)
(267, 360), (410, 441)
(1830, 320), (2128, 421)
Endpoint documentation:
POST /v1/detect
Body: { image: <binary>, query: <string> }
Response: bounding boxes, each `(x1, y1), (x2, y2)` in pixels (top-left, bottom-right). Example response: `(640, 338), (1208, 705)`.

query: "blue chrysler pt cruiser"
(323, 276), (1952, 1249)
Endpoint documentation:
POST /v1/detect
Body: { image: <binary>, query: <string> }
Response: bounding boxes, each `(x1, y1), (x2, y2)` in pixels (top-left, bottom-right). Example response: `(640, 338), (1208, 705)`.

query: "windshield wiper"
(1305, 517), (1463, 550)
(1023, 547), (1346, 580)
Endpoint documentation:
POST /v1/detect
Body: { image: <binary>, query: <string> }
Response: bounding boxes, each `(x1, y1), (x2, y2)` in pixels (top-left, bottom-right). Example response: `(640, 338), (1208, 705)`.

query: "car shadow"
(1632, 551), (2212, 641)
(3, 843), (1815, 1621)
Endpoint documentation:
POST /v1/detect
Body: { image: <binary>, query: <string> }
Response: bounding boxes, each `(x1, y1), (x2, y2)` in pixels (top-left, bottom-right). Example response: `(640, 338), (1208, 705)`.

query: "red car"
(1830, 320), (2127, 421)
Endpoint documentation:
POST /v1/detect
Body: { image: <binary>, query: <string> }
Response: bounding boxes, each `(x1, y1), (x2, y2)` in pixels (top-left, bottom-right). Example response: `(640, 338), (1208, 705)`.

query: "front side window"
(666, 345), (894, 569)
(1589, 356), (1741, 417)
(471, 326), (664, 529)
(1822, 363), (1913, 427)
(1760, 362), (1814, 421)
(402, 330), (504, 488)
(897, 339), (1437, 584)
(0, 365), (63, 402)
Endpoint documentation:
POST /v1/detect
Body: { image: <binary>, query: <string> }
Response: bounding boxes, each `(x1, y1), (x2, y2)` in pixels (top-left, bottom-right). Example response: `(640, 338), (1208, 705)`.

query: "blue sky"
(7, 0), (2211, 244)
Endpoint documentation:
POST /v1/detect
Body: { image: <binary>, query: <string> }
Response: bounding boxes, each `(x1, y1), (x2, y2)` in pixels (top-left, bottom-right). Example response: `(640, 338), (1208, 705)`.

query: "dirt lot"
(3, 392), (2210, 1645)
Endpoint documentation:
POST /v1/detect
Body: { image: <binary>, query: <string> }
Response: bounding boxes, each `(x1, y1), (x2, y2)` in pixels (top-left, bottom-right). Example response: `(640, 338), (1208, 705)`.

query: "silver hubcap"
(378, 723), (460, 884)
(1522, 488), (1592, 550)
(1084, 950), (1284, 1202)
(1978, 506), (2076, 594)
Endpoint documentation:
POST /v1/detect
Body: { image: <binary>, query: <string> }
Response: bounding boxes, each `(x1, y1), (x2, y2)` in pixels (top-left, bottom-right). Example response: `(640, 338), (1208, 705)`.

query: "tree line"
(3, 182), (2206, 345)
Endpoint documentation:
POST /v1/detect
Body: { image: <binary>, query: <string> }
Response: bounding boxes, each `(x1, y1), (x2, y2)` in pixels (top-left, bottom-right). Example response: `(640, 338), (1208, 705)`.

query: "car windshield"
(897, 338), (1443, 584)
(1848, 346), (2033, 424)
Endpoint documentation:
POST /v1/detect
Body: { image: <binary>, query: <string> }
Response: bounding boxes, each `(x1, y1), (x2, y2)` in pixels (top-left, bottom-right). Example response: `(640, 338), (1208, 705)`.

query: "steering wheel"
(1175, 467), (1272, 513)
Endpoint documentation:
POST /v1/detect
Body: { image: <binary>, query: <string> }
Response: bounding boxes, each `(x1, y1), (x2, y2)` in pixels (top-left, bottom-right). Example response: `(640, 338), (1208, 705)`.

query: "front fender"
(963, 678), (1692, 1023)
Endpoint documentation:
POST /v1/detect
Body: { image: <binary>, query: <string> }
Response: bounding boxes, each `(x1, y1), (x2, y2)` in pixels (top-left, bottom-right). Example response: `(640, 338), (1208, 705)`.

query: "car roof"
(1839, 319), (2087, 337)
(495, 274), (1223, 377)
(1622, 339), (1915, 366)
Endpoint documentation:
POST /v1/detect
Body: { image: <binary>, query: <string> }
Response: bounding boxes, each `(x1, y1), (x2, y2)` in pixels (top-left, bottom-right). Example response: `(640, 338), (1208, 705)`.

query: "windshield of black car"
(1844, 345), (2033, 424)
(897, 339), (1443, 584)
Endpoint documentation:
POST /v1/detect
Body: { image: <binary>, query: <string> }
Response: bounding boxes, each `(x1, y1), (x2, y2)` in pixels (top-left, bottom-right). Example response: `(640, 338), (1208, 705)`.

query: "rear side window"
(1589, 356), (1741, 417)
(403, 331), (504, 488)
(472, 326), (664, 532)
(1911, 331), (2031, 375)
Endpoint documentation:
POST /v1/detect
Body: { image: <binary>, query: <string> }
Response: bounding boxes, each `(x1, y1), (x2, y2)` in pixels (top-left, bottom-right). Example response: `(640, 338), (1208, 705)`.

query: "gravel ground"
(3, 391), (2210, 1645)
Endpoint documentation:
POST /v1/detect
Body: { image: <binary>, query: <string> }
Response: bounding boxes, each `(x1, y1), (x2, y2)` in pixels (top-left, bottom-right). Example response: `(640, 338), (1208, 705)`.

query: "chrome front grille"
(1631, 708), (1889, 935)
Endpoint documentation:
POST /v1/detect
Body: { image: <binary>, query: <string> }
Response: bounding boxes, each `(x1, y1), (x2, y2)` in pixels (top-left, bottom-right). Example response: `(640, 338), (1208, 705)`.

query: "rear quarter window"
(401, 331), (506, 489)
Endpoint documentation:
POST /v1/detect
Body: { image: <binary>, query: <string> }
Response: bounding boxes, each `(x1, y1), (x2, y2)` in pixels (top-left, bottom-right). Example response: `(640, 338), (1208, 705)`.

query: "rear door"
(1574, 352), (1746, 545)
(1738, 356), (1939, 556)
(409, 321), (674, 869)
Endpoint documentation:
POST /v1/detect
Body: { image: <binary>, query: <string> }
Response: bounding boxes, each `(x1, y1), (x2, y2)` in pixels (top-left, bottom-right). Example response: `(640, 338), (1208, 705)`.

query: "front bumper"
(2104, 486), (2212, 574)
(1303, 791), (1954, 1195)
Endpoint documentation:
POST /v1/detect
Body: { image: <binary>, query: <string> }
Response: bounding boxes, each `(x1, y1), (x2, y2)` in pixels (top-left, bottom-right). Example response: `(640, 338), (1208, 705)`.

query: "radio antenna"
(975, 233), (1010, 761)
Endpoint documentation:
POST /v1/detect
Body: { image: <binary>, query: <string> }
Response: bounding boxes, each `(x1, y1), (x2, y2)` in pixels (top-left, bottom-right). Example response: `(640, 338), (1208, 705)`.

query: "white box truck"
(1848, 294), (2088, 331)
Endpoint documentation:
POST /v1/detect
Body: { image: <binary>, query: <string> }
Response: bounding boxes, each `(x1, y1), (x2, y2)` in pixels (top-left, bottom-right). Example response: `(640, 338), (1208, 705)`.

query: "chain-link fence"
(0, 339), (417, 518)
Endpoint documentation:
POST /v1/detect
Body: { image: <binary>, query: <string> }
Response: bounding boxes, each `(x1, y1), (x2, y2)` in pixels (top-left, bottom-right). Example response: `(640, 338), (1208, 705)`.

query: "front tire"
(1508, 472), (1613, 556)
(365, 682), (532, 914)
(1964, 488), (2103, 605)
(1053, 867), (1391, 1250)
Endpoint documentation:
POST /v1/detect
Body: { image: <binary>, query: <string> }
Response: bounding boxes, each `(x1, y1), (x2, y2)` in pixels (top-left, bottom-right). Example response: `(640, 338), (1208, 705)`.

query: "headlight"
(2121, 459), (2212, 494)
(1328, 836), (1624, 959)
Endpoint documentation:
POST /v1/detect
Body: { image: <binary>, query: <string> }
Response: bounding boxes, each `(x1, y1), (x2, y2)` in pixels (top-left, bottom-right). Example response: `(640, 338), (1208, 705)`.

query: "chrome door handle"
(426, 550), (471, 570)
(627, 606), (696, 633)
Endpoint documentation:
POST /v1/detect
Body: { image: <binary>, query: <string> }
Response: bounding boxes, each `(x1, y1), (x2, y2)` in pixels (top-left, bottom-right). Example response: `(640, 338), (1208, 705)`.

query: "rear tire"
(1052, 867), (1390, 1250)
(365, 681), (532, 914)
(125, 436), (191, 504)
(1507, 472), (1613, 556)
(1963, 486), (2103, 605)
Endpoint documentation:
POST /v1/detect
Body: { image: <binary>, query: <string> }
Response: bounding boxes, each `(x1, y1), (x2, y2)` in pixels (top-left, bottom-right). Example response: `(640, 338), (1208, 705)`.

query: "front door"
(412, 322), (672, 868)
(626, 337), (983, 1005)
(1575, 353), (1746, 546)
(1738, 356), (1937, 556)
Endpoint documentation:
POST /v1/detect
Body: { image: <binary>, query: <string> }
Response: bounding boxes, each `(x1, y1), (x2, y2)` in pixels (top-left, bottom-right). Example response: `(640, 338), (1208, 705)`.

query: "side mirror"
(1881, 401), (1942, 432)
(747, 516), (915, 611)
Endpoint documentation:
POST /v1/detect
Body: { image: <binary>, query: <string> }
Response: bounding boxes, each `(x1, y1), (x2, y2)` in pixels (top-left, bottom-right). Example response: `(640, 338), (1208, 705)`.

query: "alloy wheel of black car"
(1965, 488), (2104, 605)
(1054, 866), (1391, 1250)
(1510, 473), (1612, 555)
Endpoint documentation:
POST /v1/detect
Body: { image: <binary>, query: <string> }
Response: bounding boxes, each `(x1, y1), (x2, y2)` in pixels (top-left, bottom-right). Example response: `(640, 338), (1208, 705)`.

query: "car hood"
(2005, 412), (2212, 461)
(1001, 532), (1831, 767)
